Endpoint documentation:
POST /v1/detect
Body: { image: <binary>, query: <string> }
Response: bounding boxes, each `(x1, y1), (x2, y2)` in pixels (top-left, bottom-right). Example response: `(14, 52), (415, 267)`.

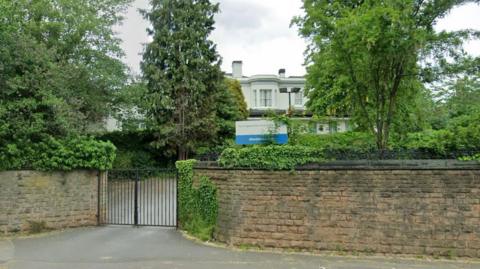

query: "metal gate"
(99, 169), (177, 227)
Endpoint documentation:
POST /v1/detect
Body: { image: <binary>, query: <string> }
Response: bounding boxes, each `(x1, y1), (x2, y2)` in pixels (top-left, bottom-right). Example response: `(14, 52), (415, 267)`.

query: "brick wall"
(0, 170), (100, 233)
(195, 166), (480, 257)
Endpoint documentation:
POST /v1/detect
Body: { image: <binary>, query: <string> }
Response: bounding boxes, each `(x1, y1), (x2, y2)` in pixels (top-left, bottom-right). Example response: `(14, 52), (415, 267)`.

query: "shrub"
(98, 130), (175, 168)
(0, 136), (116, 171)
(398, 129), (455, 154)
(113, 150), (157, 169)
(176, 160), (218, 241)
(459, 153), (480, 162)
(292, 132), (377, 151)
(219, 145), (326, 170)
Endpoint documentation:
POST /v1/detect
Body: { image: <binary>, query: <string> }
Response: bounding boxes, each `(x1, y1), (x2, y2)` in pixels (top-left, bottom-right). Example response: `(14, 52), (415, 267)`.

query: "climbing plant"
(176, 160), (218, 241)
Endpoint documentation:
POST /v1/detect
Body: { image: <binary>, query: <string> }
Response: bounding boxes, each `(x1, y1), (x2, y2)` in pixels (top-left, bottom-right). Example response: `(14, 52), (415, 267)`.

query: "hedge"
(0, 136), (116, 171)
(219, 145), (326, 170)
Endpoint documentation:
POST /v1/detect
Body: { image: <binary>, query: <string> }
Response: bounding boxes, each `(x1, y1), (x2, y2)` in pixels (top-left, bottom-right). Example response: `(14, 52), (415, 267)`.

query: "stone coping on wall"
(196, 160), (480, 171)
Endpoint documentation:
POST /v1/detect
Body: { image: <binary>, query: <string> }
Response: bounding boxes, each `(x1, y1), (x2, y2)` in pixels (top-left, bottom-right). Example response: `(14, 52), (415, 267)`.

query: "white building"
(104, 61), (352, 134)
(226, 61), (352, 134)
(227, 61), (307, 115)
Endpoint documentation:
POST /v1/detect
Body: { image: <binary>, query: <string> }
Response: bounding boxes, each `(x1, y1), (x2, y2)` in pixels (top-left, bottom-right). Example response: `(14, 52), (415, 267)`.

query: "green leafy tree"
(0, 0), (131, 132)
(214, 78), (249, 144)
(113, 79), (150, 131)
(294, 0), (479, 150)
(444, 77), (480, 118)
(0, 0), (131, 169)
(427, 57), (480, 129)
(141, 0), (224, 160)
(225, 78), (249, 119)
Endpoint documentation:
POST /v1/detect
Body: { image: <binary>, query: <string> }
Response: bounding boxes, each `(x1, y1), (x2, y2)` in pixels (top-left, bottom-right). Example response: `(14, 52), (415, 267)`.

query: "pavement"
(0, 226), (479, 269)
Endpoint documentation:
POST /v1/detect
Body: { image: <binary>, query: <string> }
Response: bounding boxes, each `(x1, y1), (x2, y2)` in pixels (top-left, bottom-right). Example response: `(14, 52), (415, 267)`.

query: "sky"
(116, 0), (480, 77)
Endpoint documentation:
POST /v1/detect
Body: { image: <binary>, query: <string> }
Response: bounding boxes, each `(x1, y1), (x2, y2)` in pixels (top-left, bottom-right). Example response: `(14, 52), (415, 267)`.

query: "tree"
(0, 0), (131, 167)
(113, 78), (150, 131)
(225, 79), (249, 119)
(214, 79), (249, 145)
(444, 76), (480, 118)
(294, 0), (479, 150)
(0, 0), (131, 134)
(141, 0), (224, 160)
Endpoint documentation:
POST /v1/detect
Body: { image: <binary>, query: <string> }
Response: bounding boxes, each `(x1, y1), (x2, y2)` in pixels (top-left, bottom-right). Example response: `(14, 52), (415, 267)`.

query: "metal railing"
(99, 168), (177, 227)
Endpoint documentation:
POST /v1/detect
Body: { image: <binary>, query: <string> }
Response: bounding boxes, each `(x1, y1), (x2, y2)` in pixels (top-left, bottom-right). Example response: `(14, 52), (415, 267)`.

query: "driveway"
(0, 227), (478, 269)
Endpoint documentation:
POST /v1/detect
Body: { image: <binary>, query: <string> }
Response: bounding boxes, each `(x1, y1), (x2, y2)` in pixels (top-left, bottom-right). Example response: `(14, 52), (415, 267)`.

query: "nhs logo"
(235, 120), (288, 145)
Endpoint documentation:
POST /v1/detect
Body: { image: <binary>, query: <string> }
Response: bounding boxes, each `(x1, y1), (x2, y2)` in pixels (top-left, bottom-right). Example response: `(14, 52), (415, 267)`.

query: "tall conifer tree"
(142, 0), (224, 160)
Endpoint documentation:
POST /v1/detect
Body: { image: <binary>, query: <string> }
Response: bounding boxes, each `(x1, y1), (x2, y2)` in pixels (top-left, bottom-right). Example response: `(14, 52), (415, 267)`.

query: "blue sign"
(235, 120), (288, 145)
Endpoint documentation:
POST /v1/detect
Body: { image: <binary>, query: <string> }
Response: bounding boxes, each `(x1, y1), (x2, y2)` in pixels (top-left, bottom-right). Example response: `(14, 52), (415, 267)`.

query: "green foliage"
(176, 160), (218, 241)
(213, 79), (249, 147)
(113, 150), (157, 169)
(399, 130), (455, 154)
(398, 109), (480, 153)
(225, 78), (249, 119)
(293, 132), (377, 152)
(0, 0), (129, 171)
(459, 154), (480, 161)
(0, 0), (131, 136)
(219, 145), (326, 170)
(98, 130), (175, 169)
(294, 0), (479, 150)
(183, 215), (215, 242)
(177, 160), (196, 226)
(0, 136), (116, 171)
(195, 176), (219, 227)
(142, 0), (224, 159)
(113, 80), (149, 132)
(442, 76), (480, 119)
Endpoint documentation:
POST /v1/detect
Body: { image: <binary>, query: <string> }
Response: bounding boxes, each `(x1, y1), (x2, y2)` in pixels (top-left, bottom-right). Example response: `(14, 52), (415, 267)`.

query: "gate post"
(97, 170), (107, 226)
(134, 170), (139, 226)
(175, 169), (179, 229)
(97, 171), (101, 225)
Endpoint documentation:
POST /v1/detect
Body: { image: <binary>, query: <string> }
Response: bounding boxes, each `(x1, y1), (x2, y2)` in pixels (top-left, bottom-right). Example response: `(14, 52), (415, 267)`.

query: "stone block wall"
(0, 170), (100, 233)
(195, 166), (480, 257)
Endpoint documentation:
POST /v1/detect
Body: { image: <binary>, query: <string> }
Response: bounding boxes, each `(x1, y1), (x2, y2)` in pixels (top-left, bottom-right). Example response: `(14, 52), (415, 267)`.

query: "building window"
(253, 90), (257, 107)
(294, 90), (303, 106)
(317, 123), (329, 134)
(259, 89), (272, 107)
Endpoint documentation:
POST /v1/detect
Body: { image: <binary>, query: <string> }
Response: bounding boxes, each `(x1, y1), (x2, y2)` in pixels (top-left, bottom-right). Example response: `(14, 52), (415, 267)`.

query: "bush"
(0, 136), (116, 171)
(459, 153), (480, 161)
(176, 160), (218, 241)
(98, 130), (175, 168)
(292, 132), (377, 151)
(113, 150), (157, 169)
(397, 112), (480, 154)
(398, 129), (455, 154)
(219, 145), (326, 170)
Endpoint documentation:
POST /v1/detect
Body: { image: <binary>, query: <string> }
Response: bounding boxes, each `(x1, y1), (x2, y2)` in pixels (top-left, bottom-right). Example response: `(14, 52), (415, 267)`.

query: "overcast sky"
(116, 0), (480, 77)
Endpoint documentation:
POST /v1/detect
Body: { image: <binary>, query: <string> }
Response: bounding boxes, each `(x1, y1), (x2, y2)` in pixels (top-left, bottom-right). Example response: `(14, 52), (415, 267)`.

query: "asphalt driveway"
(0, 227), (478, 269)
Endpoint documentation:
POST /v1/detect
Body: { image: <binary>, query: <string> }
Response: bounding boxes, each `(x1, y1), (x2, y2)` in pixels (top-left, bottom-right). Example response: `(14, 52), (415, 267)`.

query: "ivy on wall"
(176, 160), (218, 241)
